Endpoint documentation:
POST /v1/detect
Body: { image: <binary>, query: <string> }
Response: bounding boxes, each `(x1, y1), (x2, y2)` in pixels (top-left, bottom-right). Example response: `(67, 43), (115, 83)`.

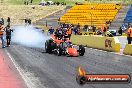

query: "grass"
(6, 0), (41, 5)
(1, 0), (132, 5)
(0, 5), (65, 25)
(1, 0), (82, 5)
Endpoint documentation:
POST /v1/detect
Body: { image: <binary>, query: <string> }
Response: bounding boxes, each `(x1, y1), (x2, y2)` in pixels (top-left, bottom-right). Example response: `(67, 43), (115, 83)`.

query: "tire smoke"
(11, 26), (50, 48)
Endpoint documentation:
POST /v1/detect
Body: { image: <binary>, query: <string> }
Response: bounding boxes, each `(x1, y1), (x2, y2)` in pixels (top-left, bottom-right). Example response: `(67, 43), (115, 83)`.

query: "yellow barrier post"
(123, 44), (132, 55)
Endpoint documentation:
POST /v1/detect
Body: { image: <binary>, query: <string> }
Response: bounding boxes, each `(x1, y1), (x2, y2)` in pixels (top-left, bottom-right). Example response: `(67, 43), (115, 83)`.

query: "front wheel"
(78, 45), (85, 56)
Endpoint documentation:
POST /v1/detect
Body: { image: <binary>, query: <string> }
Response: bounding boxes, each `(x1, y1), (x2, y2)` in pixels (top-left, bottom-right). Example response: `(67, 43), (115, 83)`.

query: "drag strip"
(5, 43), (132, 88)
(0, 47), (27, 88)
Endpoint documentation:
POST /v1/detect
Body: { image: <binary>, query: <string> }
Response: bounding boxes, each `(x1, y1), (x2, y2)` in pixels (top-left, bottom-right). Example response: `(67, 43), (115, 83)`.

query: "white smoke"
(11, 26), (50, 48)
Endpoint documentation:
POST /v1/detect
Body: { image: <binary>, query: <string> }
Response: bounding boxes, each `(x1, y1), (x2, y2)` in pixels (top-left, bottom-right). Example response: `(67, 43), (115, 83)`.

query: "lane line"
(0, 50), (20, 88)
(5, 49), (43, 88)
(87, 47), (132, 58)
(74, 45), (132, 58)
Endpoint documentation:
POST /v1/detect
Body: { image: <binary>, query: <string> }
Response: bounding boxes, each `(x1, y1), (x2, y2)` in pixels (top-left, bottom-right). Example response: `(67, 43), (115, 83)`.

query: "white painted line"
(5, 49), (45, 88)
(74, 45), (132, 58)
(87, 47), (132, 58)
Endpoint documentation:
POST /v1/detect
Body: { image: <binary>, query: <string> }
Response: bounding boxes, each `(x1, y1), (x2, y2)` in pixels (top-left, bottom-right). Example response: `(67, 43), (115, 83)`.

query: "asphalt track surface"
(4, 37), (132, 88)
(0, 46), (27, 88)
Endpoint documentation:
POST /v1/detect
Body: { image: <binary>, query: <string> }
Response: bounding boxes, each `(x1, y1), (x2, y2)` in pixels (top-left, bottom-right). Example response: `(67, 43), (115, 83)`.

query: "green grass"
(7, 0), (41, 5)
(1, 0), (84, 5)
(1, 0), (132, 5)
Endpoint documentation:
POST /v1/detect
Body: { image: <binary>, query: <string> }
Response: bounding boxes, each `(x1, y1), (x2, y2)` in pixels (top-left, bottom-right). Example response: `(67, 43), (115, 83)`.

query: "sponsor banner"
(85, 74), (130, 83)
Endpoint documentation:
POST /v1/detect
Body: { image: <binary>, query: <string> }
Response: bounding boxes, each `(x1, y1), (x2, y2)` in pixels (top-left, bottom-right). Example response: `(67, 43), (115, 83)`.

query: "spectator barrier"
(123, 44), (132, 55)
(122, 33), (127, 36)
(71, 35), (120, 52)
(80, 32), (96, 35)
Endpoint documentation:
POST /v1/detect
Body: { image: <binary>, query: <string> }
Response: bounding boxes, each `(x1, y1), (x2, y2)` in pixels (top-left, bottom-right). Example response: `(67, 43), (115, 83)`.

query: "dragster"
(45, 34), (85, 56)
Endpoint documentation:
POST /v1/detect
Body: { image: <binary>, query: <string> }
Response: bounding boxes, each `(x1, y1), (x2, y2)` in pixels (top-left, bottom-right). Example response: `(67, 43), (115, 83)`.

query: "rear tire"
(45, 39), (55, 53)
(45, 40), (50, 53)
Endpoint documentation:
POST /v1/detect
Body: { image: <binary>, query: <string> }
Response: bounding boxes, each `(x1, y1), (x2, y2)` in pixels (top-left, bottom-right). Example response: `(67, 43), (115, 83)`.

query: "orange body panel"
(67, 48), (78, 56)
(51, 34), (63, 44)
(50, 34), (71, 44)
(54, 39), (63, 44)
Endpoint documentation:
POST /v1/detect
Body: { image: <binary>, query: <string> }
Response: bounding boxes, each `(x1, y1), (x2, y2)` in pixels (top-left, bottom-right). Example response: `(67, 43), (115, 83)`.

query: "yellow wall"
(123, 44), (132, 55)
(80, 32), (96, 35)
(71, 35), (120, 52)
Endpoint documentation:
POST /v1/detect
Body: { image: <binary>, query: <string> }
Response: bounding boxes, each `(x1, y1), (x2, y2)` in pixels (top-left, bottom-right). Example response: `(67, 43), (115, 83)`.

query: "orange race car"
(45, 34), (85, 56)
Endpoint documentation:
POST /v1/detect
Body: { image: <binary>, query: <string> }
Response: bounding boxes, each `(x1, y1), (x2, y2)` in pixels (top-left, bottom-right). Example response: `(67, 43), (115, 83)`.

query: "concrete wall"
(71, 35), (120, 52)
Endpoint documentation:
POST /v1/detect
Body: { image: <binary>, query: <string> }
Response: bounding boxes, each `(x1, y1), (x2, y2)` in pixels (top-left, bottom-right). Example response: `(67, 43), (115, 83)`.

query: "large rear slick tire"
(45, 39), (54, 53)
(45, 40), (49, 53)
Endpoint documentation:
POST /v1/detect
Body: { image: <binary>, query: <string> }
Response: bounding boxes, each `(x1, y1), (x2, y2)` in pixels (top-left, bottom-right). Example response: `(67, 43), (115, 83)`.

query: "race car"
(45, 34), (85, 56)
